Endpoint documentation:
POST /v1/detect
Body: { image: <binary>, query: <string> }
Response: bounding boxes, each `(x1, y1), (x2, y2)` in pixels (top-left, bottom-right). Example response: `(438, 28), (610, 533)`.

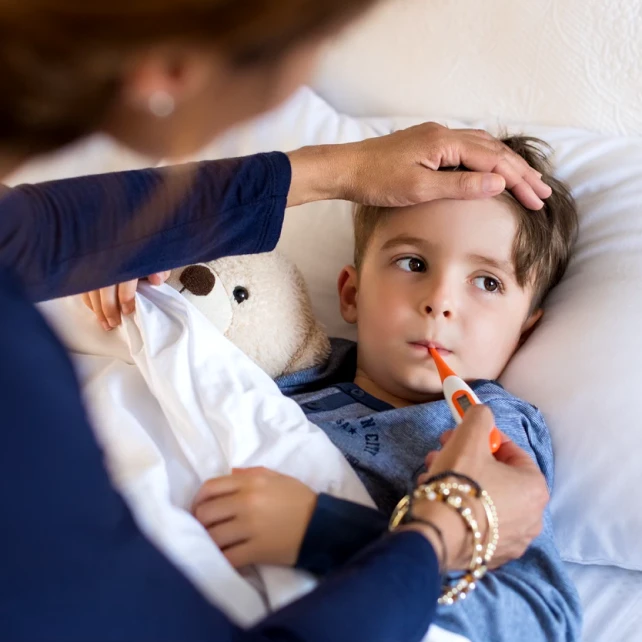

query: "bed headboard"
(312, 0), (642, 136)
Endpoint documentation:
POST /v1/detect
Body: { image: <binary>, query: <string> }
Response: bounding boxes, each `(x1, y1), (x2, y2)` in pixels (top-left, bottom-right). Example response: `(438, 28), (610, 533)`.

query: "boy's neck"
(354, 368), (443, 409)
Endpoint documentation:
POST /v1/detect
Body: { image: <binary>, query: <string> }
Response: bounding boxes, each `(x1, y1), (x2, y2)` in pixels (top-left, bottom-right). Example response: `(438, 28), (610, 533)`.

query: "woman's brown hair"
(0, 0), (375, 154)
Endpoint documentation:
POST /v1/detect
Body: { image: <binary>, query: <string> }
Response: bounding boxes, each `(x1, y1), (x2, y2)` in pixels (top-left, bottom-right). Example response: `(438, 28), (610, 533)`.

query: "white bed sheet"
(565, 562), (642, 642)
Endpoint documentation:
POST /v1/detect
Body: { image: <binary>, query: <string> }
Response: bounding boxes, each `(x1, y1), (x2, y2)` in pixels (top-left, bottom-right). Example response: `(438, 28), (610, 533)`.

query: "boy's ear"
(519, 308), (543, 347)
(337, 266), (359, 325)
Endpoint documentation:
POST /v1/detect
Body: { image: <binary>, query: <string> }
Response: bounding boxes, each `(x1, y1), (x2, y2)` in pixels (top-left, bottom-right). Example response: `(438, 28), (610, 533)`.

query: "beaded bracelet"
(413, 481), (483, 571)
(420, 470), (482, 496)
(389, 478), (499, 606)
(479, 489), (499, 564)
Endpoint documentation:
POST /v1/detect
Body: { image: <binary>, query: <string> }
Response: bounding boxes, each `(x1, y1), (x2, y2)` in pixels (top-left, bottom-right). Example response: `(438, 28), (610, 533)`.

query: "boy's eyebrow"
(467, 253), (515, 276)
(379, 234), (431, 252)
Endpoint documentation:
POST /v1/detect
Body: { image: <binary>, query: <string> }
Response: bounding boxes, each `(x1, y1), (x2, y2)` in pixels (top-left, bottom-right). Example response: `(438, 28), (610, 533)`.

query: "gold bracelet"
(389, 479), (499, 606)
(413, 482), (483, 571)
(479, 489), (499, 564)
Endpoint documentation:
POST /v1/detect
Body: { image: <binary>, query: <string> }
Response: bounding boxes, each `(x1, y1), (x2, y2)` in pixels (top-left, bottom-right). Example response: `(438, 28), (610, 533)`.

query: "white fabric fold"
(73, 283), (373, 625)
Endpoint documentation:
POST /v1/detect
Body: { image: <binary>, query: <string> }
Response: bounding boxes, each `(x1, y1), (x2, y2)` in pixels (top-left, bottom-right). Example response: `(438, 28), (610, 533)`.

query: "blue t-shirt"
(279, 338), (582, 642)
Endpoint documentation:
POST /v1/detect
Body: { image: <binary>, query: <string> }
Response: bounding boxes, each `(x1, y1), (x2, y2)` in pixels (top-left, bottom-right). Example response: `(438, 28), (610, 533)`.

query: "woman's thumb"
(444, 405), (496, 458)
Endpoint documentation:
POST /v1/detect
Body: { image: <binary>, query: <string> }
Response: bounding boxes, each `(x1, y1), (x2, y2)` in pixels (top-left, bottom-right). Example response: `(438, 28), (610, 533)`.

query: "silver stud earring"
(148, 90), (175, 118)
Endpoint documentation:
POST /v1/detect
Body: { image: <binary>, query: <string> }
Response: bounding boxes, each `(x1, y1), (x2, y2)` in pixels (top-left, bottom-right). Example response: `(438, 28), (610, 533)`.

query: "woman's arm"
(296, 493), (388, 576)
(0, 124), (553, 305)
(255, 531), (439, 642)
(0, 288), (440, 642)
(0, 153), (290, 302)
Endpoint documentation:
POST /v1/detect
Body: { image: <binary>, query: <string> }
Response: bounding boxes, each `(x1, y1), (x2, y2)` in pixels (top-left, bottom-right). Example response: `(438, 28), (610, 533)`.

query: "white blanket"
(43, 285), (467, 641)
(64, 283), (372, 625)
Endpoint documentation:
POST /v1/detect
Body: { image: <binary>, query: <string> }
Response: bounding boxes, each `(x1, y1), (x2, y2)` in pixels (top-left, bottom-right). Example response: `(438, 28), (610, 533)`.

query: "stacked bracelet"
(389, 474), (499, 606)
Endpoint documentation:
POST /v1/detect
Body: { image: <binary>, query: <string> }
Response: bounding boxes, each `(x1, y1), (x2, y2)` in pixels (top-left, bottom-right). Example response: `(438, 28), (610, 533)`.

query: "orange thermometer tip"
(428, 346), (456, 382)
(428, 347), (502, 454)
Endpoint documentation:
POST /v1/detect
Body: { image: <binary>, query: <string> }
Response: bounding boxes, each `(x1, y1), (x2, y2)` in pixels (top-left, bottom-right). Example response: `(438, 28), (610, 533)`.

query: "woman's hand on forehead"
(289, 122), (552, 211)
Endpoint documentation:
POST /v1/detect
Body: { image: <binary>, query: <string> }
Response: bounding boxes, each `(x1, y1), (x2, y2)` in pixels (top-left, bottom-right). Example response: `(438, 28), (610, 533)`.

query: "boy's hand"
(192, 467), (318, 569)
(81, 271), (171, 331)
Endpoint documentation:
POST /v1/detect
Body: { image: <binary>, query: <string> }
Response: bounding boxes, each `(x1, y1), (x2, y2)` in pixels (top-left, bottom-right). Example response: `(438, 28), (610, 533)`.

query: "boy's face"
(339, 198), (542, 405)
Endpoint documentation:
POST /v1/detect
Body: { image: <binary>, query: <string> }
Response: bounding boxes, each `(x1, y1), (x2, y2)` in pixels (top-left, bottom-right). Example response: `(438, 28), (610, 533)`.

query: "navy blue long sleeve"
(0, 153), (288, 300)
(0, 154), (441, 641)
(297, 493), (389, 576)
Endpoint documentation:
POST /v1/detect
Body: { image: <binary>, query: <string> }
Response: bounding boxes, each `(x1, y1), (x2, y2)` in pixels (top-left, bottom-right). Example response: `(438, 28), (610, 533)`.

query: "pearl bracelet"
(389, 478), (499, 606)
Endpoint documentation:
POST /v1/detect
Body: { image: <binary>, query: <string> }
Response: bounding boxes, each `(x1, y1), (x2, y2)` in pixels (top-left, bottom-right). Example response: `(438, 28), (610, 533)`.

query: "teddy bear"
(165, 251), (330, 379)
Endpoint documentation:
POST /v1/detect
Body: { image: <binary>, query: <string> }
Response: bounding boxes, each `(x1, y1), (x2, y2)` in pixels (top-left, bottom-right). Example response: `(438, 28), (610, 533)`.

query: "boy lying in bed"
(191, 136), (582, 642)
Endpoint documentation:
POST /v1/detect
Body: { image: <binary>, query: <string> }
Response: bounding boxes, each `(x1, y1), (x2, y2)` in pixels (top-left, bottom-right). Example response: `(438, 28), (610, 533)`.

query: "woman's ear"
(122, 45), (216, 112)
(519, 308), (543, 347)
(337, 265), (359, 324)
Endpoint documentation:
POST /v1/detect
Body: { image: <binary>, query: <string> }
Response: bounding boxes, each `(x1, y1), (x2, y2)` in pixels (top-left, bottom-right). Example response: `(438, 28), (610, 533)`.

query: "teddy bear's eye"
(233, 286), (249, 304)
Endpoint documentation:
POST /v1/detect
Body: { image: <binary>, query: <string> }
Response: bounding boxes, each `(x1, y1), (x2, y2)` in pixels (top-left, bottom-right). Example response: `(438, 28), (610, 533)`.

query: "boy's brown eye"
(472, 275), (502, 293)
(396, 257), (426, 273)
(409, 258), (424, 272)
(484, 277), (499, 292)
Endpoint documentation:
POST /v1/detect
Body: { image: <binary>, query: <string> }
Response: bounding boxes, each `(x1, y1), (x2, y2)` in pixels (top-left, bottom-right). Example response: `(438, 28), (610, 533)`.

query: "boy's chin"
(402, 378), (445, 402)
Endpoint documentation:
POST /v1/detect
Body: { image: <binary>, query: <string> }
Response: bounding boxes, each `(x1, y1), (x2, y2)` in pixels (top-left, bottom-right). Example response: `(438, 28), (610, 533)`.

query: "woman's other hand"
(81, 271), (171, 331)
(404, 406), (549, 571)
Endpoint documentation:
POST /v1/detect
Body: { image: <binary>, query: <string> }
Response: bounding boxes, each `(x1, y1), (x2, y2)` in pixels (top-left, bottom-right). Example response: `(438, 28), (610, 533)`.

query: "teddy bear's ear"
(280, 319), (331, 376)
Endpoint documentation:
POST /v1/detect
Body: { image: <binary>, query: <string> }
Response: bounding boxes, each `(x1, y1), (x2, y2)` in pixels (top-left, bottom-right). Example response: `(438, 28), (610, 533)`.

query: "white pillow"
(11, 88), (642, 572)
(502, 130), (642, 570)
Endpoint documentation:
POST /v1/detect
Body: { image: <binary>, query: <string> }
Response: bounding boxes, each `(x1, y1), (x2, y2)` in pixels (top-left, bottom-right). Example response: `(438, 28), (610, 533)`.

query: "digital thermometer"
(428, 347), (502, 454)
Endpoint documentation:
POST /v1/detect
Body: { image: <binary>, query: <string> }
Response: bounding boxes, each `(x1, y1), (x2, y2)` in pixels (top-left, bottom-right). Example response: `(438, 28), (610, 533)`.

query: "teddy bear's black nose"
(179, 265), (215, 296)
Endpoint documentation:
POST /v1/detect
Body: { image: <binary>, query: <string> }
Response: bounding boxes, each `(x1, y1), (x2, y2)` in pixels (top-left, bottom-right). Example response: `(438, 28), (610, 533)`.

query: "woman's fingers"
(455, 129), (552, 201)
(288, 122), (553, 211)
(494, 438), (543, 472)
(99, 286), (122, 329)
(87, 290), (111, 331)
(80, 279), (142, 329)
(431, 406), (495, 472)
(118, 280), (139, 316)
(449, 139), (547, 210)
(409, 123), (551, 209)
(80, 292), (93, 311)
(147, 271), (171, 286)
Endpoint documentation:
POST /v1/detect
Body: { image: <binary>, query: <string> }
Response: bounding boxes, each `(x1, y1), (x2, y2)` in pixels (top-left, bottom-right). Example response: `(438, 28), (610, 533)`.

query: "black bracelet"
(402, 506), (448, 573)
(422, 470), (482, 497)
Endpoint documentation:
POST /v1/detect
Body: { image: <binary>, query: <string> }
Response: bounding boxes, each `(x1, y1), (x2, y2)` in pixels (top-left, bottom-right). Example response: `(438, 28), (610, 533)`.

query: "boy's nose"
(422, 282), (453, 318)
(425, 304), (452, 318)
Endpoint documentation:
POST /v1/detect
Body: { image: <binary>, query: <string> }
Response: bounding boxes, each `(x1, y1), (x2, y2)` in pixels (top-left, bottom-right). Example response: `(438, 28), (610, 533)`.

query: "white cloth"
(43, 283), (467, 641)
(72, 283), (373, 625)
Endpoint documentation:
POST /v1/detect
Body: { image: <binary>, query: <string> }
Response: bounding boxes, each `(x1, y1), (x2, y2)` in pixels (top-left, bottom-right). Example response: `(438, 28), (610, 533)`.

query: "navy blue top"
(0, 153), (440, 642)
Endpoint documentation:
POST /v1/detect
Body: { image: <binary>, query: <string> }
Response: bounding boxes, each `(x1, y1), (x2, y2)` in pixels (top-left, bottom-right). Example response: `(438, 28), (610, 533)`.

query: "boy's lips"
(409, 341), (452, 356)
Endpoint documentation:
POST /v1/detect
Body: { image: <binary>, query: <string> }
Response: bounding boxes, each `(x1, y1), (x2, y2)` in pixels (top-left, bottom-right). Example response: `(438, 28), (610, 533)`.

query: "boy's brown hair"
(353, 135), (578, 309)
